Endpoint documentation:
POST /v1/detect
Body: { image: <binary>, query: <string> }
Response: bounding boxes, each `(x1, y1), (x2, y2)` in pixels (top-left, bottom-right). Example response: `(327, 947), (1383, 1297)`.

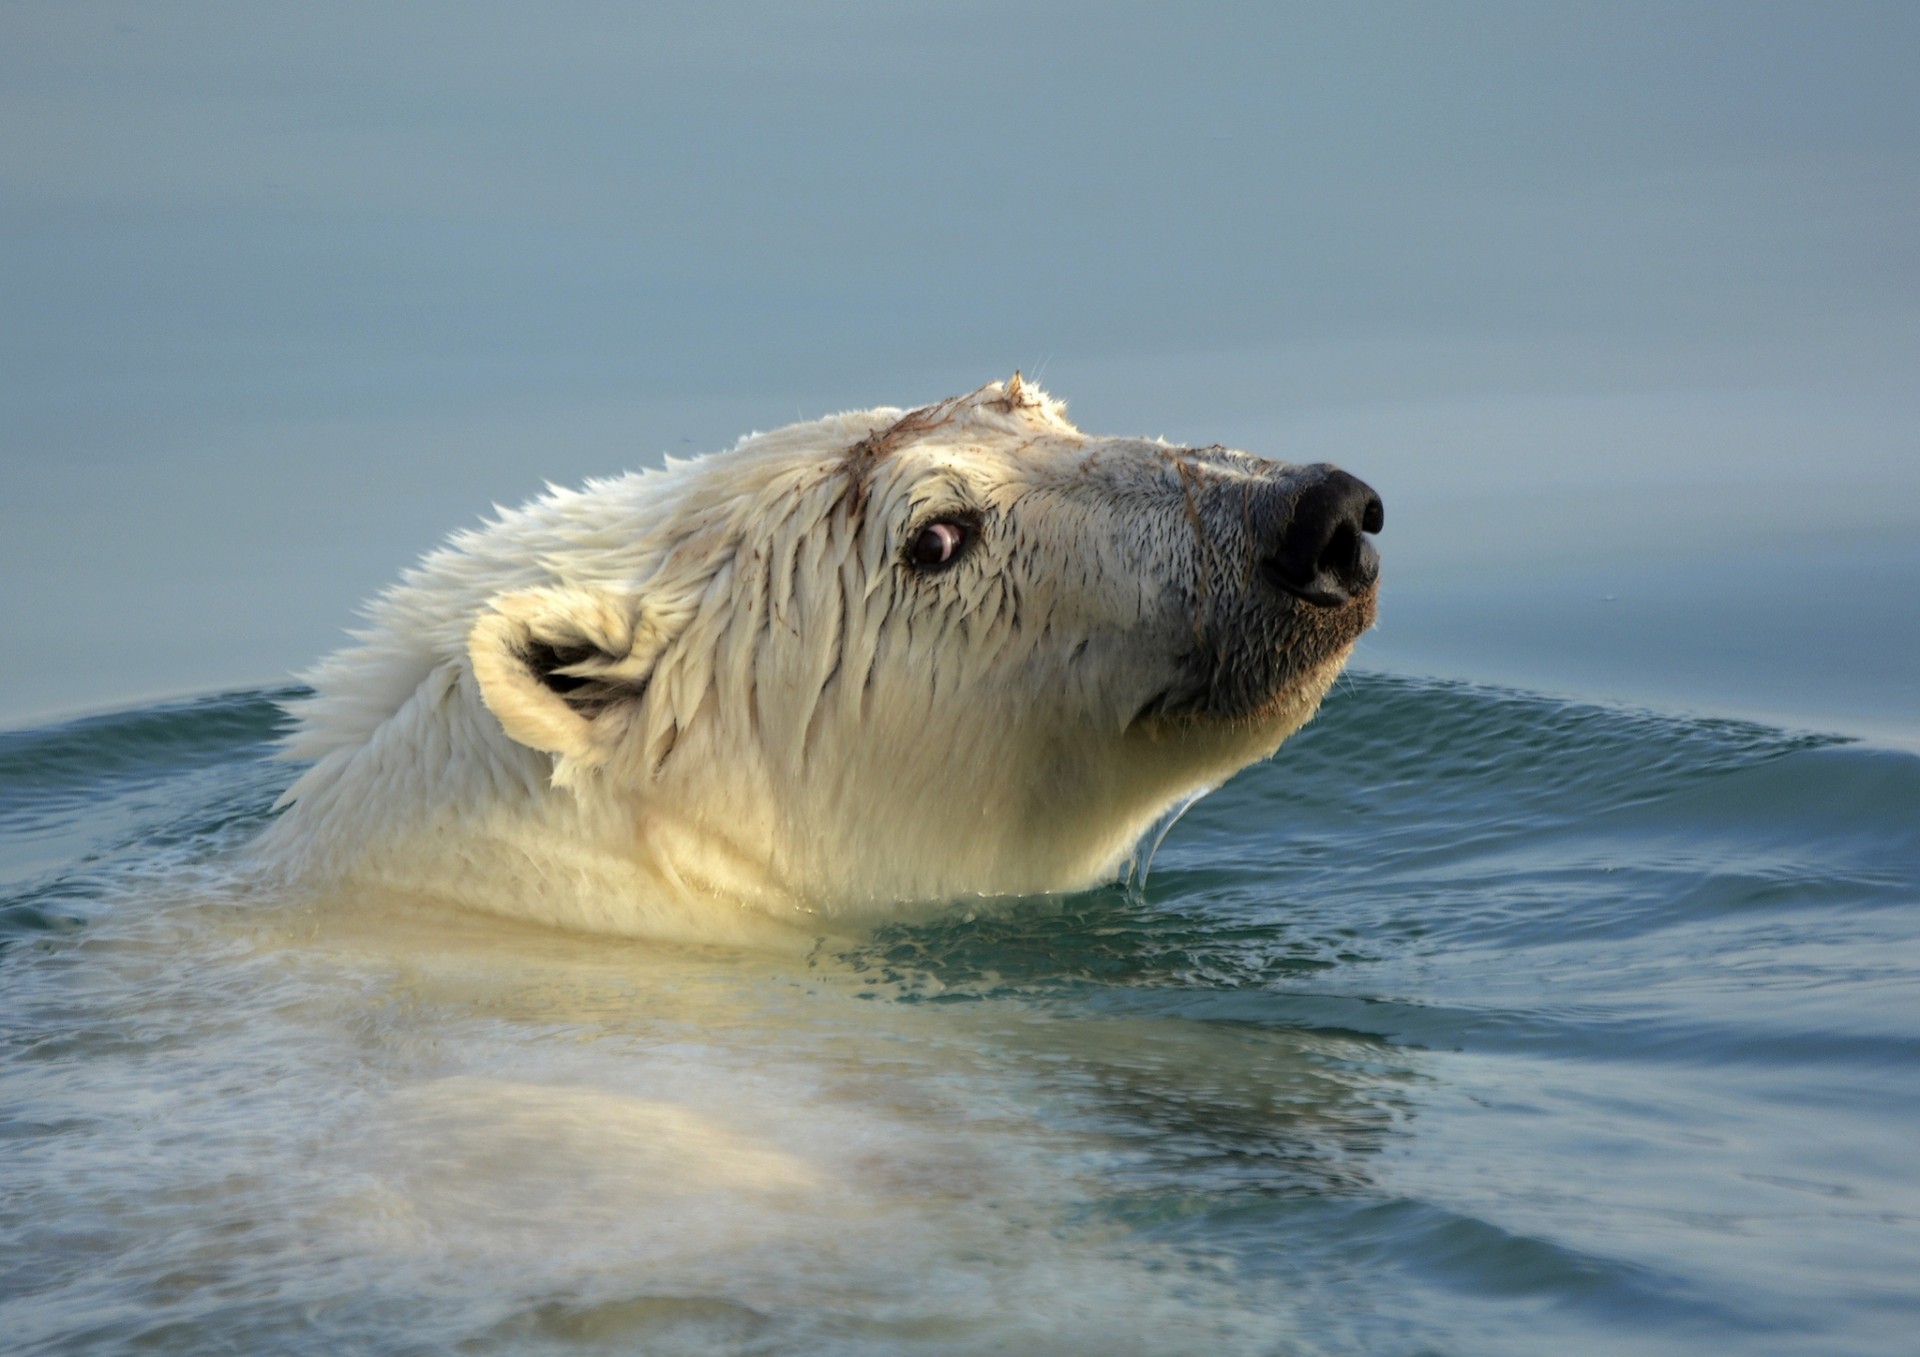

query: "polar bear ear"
(467, 585), (664, 773)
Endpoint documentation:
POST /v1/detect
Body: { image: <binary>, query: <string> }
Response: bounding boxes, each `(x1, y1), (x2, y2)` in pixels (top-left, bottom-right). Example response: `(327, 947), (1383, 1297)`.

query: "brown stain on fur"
(838, 374), (1039, 522)
(987, 369), (1041, 412)
(840, 399), (961, 522)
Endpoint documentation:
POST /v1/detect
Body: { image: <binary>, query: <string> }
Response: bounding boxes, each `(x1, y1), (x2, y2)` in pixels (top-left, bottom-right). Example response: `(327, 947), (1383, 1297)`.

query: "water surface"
(3, 674), (1914, 1355)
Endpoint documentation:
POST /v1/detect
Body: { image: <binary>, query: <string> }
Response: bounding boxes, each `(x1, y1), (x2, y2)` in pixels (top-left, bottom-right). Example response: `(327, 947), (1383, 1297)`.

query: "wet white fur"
(256, 380), (1349, 942)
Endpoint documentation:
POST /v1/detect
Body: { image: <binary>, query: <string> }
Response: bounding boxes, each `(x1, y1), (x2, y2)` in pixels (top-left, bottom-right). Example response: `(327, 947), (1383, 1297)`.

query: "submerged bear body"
(257, 378), (1382, 941)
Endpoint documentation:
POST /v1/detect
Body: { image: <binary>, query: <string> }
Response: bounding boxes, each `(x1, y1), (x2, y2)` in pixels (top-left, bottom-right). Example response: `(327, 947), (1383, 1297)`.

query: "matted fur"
(255, 379), (1377, 942)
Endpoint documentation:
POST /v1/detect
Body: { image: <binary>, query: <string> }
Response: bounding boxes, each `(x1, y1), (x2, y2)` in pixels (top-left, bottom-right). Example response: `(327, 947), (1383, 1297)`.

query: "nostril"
(1361, 493), (1384, 535)
(1320, 521), (1359, 579)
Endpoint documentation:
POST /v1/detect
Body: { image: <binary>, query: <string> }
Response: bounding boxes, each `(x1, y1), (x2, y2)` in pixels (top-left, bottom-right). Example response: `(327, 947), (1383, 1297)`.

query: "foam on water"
(2, 674), (1917, 1355)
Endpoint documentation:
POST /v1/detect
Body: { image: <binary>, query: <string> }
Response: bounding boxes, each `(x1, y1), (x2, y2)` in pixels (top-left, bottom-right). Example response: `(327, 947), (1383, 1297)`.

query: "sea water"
(3, 672), (1915, 1356)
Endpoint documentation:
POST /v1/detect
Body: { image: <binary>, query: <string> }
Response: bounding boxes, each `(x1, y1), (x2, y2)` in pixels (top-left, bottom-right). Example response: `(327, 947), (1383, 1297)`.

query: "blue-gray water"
(3, 673), (1915, 1356)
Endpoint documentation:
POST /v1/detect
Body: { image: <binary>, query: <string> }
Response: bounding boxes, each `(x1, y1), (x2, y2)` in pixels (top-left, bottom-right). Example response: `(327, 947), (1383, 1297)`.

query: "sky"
(4, 1), (1917, 734)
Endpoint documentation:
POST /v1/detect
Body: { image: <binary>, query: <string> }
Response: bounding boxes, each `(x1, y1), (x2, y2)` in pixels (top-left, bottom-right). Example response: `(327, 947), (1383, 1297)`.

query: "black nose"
(1259, 466), (1384, 608)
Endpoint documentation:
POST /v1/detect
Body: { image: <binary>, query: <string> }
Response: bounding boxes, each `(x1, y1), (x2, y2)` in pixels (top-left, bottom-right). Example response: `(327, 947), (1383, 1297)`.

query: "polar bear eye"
(907, 519), (972, 571)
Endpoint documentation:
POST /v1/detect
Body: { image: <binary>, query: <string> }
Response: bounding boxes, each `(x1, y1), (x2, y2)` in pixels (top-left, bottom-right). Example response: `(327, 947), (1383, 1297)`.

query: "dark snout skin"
(1258, 465), (1385, 608)
(1142, 455), (1385, 725)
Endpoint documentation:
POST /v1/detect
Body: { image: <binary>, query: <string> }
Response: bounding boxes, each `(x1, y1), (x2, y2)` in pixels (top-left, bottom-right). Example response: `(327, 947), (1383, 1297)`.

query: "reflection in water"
(0, 805), (1423, 1355)
(3, 879), (1403, 1354)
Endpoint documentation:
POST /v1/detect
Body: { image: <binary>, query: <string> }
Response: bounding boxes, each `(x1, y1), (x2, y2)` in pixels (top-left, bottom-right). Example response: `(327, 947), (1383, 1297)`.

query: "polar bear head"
(267, 378), (1381, 936)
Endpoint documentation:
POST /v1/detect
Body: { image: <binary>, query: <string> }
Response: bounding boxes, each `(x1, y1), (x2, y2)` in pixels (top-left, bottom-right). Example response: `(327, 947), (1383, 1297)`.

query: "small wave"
(0, 688), (297, 898)
(0, 687), (295, 813)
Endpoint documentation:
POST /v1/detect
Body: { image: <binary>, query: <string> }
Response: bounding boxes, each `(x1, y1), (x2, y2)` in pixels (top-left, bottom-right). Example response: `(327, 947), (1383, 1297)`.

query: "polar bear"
(256, 378), (1382, 942)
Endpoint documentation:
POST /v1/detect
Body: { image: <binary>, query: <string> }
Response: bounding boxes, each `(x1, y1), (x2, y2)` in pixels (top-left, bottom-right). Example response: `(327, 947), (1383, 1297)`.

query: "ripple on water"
(2, 674), (1918, 1356)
